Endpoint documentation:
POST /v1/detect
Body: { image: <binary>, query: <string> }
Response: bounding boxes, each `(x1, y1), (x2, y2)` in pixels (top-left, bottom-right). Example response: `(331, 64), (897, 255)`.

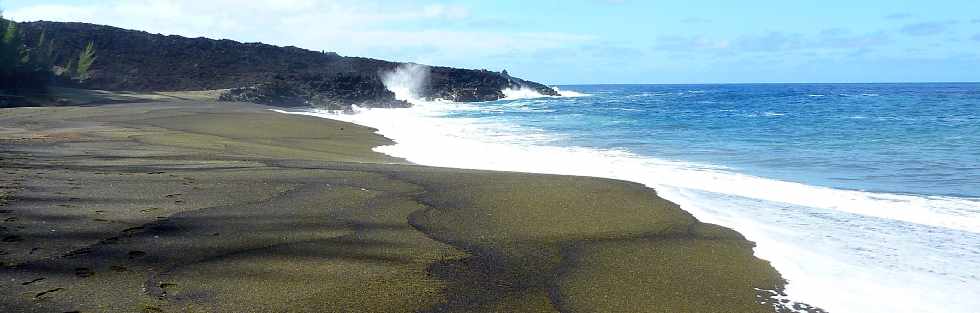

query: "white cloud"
(5, 0), (589, 68)
(420, 4), (469, 20)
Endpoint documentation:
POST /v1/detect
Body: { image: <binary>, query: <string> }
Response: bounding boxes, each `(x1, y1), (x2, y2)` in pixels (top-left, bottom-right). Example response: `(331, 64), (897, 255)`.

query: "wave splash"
(381, 63), (587, 103)
(381, 63), (430, 103)
(502, 86), (592, 100)
(553, 86), (590, 97)
(502, 87), (548, 100)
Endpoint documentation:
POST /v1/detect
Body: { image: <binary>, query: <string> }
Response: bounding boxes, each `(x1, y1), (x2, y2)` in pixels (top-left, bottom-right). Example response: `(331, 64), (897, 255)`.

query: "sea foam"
(500, 86), (591, 100)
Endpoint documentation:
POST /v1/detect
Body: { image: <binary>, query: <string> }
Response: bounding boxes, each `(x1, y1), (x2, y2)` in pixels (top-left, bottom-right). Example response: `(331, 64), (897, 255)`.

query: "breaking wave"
(381, 63), (430, 103)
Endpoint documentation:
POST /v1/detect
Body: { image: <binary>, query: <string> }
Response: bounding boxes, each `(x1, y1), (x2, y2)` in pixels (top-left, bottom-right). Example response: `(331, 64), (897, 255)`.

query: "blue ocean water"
(292, 82), (980, 313)
(462, 84), (980, 199)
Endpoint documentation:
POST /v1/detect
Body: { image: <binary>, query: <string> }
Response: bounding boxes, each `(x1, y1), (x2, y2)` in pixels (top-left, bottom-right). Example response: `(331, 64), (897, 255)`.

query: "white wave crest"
(553, 86), (590, 97)
(502, 87), (548, 100)
(503, 86), (591, 100)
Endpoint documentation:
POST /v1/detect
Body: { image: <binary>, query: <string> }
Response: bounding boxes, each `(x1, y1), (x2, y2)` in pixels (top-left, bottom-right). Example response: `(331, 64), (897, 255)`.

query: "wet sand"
(0, 101), (792, 312)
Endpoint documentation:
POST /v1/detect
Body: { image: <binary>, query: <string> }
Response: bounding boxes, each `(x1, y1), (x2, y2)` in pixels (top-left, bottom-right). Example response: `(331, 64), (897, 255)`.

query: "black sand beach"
(1, 101), (789, 312)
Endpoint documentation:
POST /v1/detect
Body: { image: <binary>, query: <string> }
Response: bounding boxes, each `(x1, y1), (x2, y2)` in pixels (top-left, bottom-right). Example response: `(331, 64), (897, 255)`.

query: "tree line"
(1, 13), (97, 95)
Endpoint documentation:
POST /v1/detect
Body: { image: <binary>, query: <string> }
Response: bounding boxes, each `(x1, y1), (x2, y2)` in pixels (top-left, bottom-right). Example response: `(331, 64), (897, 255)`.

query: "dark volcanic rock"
(219, 73), (409, 110)
(425, 67), (558, 102)
(18, 21), (559, 108)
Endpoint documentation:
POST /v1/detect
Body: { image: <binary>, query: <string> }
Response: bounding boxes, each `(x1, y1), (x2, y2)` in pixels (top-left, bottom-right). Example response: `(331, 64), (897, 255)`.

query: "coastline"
(1, 102), (801, 312)
(292, 84), (980, 313)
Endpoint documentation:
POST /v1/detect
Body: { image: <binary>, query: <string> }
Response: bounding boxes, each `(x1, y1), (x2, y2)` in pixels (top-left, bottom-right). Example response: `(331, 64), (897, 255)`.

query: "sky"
(3, 0), (980, 84)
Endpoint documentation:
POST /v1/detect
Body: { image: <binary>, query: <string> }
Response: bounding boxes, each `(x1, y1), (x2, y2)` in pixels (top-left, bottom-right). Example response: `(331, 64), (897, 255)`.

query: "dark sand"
(0, 102), (793, 312)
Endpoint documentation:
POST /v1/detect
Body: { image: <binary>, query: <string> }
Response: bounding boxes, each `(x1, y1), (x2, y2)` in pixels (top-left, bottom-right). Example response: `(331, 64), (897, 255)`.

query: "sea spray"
(553, 86), (590, 97)
(501, 86), (592, 100)
(502, 87), (548, 100)
(381, 63), (430, 103)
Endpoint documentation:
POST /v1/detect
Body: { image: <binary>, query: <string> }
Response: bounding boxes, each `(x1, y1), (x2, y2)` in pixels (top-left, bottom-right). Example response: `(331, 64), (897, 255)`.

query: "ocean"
(286, 83), (980, 313)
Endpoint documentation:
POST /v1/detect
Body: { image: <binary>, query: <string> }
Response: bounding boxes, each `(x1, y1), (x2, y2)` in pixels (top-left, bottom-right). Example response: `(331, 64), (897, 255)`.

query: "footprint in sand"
(141, 306), (164, 313)
(63, 248), (93, 258)
(33, 287), (64, 301)
(74, 267), (94, 278)
(157, 282), (179, 297)
(121, 226), (144, 234)
(128, 250), (147, 259)
(21, 277), (45, 285)
(111, 265), (128, 272)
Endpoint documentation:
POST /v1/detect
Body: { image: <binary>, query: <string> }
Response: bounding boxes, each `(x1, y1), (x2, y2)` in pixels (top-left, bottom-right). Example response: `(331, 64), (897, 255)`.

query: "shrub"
(0, 16), (52, 93)
(75, 41), (96, 81)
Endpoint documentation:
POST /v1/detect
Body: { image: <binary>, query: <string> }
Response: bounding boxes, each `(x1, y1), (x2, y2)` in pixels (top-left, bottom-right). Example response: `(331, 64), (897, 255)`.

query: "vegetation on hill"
(0, 16), (51, 94)
(1, 14), (99, 105)
(16, 21), (557, 109)
(5, 18), (555, 109)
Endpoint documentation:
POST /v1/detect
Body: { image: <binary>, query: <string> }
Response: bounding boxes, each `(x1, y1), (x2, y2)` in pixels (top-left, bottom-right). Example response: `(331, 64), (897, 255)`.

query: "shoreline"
(287, 90), (980, 313)
(284, 105), (821, 307)
(1, 101), (809, 312)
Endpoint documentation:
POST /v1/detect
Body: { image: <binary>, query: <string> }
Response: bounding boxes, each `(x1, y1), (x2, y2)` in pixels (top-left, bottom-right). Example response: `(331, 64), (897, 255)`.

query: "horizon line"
(553, 81), (980, 86)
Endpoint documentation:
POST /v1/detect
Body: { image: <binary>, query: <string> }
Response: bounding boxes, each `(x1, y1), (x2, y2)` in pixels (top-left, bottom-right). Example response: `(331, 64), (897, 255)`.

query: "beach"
(0, 101), (793, 312)
(315, 84), (980, 313)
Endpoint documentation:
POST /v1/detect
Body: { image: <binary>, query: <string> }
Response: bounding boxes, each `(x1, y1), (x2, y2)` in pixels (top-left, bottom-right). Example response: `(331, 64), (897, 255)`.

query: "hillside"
(17, 21), (558, 108)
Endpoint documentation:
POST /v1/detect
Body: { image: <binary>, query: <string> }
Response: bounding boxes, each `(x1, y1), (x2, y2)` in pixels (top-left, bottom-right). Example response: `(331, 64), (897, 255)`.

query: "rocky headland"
(17, 21), (559, 109)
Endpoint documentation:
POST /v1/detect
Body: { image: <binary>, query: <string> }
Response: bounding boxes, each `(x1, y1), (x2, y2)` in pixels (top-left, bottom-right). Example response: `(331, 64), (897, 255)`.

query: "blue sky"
(4, 0), (979, 84)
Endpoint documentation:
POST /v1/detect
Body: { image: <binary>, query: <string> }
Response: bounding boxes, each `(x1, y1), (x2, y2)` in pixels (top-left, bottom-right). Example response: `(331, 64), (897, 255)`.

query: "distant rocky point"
(18, 21), (558, 109)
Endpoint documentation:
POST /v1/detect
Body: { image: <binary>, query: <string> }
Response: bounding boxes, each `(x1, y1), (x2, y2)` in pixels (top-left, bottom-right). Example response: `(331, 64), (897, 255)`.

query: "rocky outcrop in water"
(424, 67), (557, 101)
(17, 21), (558, 109)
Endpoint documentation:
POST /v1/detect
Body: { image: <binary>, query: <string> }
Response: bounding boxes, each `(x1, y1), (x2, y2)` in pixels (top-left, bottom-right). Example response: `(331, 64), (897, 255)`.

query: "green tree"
(65, 58), (76, 78)
(0, 17), (23, 75)
(75, 41), (95, 80)
(31, 30), (55, 70)
(1, 14), (53, 93)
